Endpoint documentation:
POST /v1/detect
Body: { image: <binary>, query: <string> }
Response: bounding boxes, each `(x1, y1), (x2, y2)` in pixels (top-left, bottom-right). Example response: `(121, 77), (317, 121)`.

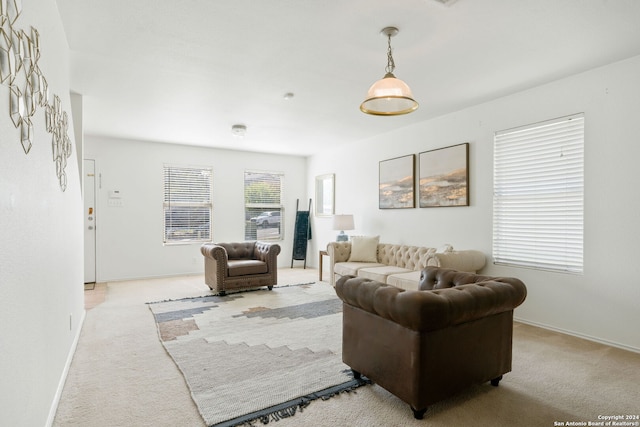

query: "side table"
(319, 250), (328, 281)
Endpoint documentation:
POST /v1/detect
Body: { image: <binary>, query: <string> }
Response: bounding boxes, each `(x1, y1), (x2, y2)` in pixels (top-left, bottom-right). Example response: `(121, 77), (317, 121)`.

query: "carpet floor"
(54, 269), (640, 427)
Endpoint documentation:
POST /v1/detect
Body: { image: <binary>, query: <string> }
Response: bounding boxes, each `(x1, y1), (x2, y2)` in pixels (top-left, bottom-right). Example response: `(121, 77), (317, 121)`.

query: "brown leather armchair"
(200, 241), (281, 295)
(335, 267), (527, 419)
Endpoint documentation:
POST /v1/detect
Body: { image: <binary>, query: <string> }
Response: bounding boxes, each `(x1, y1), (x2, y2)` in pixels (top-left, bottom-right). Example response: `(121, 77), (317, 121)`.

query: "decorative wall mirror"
(315, 174), (335, 216)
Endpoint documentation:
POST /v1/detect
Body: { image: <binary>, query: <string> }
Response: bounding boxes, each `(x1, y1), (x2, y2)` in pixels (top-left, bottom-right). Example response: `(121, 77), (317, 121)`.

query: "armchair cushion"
(227, 260), (268, 276)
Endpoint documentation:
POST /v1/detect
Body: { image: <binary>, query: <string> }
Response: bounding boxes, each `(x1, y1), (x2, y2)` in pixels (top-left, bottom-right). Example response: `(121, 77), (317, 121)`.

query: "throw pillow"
(348, 235), (380, 262)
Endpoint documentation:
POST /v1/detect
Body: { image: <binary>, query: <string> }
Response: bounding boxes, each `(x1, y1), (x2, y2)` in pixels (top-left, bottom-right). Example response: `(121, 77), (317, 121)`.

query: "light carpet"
(148, 283), (369, 427)
(54, 273), (640, 427)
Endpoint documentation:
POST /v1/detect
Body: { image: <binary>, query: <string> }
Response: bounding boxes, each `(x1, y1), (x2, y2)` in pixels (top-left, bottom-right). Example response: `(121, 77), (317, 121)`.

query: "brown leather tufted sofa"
(335, 266), (527, 419)
(200, 241), (280, 295)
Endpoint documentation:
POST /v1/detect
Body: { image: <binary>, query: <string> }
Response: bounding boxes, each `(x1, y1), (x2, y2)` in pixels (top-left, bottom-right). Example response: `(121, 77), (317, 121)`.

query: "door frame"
(83, 159), (97, 284)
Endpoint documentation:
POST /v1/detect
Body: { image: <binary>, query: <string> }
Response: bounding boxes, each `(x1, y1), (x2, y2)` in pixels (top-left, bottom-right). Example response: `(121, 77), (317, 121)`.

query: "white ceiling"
(56, 0), (640, 156)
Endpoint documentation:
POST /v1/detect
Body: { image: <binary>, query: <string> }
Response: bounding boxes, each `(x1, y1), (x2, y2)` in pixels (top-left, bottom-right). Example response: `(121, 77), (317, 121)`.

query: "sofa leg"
(411, 407), (427, 420)
(218, 290), (226, 296)
(268, 286), (273, 290)
(491, 375), (503, 386)
(351, 369), (361, 380)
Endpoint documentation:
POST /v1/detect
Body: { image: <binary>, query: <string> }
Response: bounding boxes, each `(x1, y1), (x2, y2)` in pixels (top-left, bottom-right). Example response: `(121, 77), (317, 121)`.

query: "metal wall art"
(1, 0), (72, 191)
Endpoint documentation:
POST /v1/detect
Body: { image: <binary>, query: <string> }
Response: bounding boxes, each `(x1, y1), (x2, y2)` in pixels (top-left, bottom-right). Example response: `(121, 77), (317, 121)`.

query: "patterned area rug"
(148, 283), (369, 427)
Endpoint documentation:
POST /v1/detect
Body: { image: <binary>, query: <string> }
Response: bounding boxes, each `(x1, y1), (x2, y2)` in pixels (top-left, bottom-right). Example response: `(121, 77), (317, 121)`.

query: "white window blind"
(163, 165), (212, 244)
(244, 170), (284, 241)
(493, 113), (584, 273)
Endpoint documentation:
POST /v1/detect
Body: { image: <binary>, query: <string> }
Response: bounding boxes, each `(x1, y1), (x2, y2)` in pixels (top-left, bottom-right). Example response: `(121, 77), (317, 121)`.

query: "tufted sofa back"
(377, 244), (436, 270)
(329, 242), (437, 271)
(336, 267), (527, 332)
(219, 241), (256, 260)
(419, 265), (520, 291)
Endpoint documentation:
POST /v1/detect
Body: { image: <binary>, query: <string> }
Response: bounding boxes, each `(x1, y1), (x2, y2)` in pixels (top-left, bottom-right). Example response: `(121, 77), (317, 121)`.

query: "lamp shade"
(332, 214), (355, 231)
(360, 73), (419, 116)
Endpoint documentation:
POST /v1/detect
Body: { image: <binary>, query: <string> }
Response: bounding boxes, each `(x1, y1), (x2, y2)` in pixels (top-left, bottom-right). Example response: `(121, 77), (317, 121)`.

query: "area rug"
(148, 283), (370, 427)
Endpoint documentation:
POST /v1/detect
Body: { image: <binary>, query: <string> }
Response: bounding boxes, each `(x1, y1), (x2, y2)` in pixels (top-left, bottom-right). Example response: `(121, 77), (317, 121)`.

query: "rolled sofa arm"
(327, 242), (352, 285)
(254, 241), (281, 263)
(200, 243), (228, 261)
(327, 242), (351, 263)
(426, 249), (486, 272)
(335, 273), (527, 333)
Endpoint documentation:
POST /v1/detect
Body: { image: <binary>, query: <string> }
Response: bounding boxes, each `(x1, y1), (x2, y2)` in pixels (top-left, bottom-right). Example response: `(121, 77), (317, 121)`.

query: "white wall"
(70, 93), (84, 186)
(84, 136), (308, 281)
(0, 1), (85, 426)
(308, 55), (640, 353)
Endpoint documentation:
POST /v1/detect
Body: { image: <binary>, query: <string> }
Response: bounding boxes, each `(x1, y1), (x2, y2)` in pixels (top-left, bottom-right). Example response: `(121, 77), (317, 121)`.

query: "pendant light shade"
(360, 27), (418, 116)
(361, 72), (418, 115)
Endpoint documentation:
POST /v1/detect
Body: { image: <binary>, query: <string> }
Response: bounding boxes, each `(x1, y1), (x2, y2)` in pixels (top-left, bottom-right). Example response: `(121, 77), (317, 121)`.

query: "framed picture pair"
(379, 143), (469, 209)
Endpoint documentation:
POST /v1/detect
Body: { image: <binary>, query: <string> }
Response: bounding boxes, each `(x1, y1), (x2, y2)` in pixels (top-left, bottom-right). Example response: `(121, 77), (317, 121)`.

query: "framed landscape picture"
(419, 143), (469, 207)
(379, 154), (415, 209)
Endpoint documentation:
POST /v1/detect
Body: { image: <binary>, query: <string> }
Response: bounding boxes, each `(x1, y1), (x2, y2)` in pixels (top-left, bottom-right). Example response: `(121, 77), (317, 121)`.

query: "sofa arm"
(327, 242), (351, 263)
(253, 241), (281, 264)
(327, 242), (352, 286)
(200, 243), (228, 261)
(426, 249), (486, 272)
(335, 275), (526, 333)
(201, 243), (230, 287)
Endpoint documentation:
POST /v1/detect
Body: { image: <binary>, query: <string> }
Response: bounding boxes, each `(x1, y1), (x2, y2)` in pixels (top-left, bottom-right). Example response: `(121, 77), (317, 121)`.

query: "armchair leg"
(268, 286), (273, 290)
(351, 369), (361, 379)
(218, 290), (226, 296)
(491, 375), (503, 386)
(411, 407), (427, 420)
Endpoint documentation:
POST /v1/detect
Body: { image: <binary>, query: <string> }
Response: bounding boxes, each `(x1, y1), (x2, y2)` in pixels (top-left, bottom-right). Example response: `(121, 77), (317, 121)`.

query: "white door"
(84, 159), (96, 283)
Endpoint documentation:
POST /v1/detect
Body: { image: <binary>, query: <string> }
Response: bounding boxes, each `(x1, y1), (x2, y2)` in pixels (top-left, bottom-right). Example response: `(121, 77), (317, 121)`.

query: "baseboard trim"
(514, 316), (640, 354)
(46, 308), (87, 427)
(95, 267), (316, 283)
(96, 271), (203, 283)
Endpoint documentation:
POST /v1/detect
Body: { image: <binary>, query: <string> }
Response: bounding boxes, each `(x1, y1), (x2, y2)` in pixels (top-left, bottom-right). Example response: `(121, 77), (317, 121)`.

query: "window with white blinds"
(244, 170), (284, 241)
(493, 113), (584, 273)
(163, 165), (212, 244)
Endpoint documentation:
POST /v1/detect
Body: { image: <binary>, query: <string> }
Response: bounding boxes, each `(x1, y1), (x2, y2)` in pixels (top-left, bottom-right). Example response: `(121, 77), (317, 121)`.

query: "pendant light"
(360, 27), (419, 116)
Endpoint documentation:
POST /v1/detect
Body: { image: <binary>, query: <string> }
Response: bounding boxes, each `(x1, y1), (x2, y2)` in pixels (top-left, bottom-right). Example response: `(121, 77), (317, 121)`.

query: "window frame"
(244, 170), (284, 241)
(492, 113), (584, 274)
(162, 164), (213, 245)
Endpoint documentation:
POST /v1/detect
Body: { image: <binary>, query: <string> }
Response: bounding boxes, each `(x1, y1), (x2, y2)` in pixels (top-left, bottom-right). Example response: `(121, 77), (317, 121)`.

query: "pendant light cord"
(385, 34), (395, 75)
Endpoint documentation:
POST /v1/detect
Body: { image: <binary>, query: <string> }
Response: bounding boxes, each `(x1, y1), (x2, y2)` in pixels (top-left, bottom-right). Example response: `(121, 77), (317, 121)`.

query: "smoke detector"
(231, 124), (247, 137)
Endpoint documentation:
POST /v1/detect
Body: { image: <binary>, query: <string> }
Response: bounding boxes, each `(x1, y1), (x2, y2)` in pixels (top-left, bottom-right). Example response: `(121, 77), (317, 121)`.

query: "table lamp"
(333, 214), (354, 242)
